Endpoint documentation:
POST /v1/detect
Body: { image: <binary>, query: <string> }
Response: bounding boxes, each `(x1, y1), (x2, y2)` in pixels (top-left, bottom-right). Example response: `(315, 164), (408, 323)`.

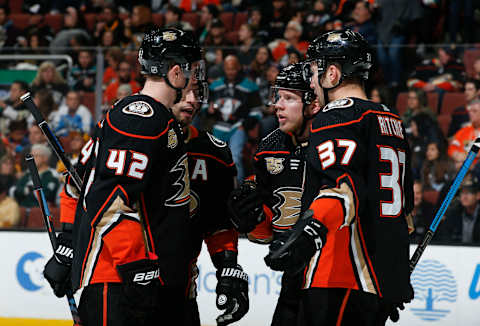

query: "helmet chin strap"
(319, 73), (343, 104)
(296, 102), (315, 140)
(165, 74), (189, 104)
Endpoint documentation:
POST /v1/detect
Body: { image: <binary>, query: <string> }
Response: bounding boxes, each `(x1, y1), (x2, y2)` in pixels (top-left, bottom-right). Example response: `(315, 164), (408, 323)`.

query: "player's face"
(274, 89), (304, 133)
(309, 61), (326, 108)
(172, 88), (201, 127)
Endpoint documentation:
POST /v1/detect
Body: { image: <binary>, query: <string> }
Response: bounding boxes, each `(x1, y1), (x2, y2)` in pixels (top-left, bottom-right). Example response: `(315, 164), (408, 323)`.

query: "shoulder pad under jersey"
(107, 94), (174, 139)
(188, 130), (235, 167)
(256, 128), (290, 154)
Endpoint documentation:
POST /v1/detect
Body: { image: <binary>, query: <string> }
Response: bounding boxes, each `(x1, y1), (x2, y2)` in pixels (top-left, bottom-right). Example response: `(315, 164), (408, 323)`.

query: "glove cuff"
(217, 265), (249, 283)
(117, 258), (161, 284)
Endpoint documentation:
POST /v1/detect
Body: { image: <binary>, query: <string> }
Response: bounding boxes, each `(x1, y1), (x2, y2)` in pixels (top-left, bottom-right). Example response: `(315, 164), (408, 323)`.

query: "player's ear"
(310, 99), (322, 115)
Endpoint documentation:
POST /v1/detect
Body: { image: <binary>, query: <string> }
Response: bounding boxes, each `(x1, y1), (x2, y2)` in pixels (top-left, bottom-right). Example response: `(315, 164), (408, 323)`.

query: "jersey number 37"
(316, 140), (406, 218)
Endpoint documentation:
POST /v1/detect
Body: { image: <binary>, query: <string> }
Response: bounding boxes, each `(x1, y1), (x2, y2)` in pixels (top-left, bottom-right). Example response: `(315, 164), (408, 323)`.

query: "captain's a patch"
(122, 101), (154, 118)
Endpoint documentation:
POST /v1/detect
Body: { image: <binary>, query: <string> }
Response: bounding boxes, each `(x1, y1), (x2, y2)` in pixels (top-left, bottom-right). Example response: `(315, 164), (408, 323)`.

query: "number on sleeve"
(379, 146), (405, 217)
(80, 139), (94, 165)
(106, 149), (127, 175)
(337, 139), (357, 165)
(127, 151), (149, 179)
(316, 140), (336, 169)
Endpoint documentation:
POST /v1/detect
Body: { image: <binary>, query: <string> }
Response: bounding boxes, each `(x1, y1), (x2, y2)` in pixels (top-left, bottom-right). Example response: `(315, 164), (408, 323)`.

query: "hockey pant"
(301, 288), (380, 326)
(78, 283), (186, 326)
(271, 272), (305, 326)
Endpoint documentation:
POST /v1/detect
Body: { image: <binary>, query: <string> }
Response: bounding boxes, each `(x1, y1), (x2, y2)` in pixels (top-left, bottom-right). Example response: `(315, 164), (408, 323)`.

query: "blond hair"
(31, 61), (66, 86)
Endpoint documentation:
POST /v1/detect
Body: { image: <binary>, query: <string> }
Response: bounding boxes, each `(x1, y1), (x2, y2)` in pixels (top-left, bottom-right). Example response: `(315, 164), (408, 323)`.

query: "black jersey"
(302, 97), (413, 302)
(71, 94), (191, 291)
(249, 128), (308, 243)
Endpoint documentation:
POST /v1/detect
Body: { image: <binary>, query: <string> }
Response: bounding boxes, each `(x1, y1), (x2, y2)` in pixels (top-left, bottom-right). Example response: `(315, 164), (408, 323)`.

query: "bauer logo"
(410, 259), (457, 321)
(16, 251), (45, 292)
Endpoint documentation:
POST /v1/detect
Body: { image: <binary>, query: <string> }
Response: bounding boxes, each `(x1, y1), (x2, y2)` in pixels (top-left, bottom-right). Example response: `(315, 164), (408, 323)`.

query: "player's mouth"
(181, 107), (194, 117)
(277, 114), (287, 123)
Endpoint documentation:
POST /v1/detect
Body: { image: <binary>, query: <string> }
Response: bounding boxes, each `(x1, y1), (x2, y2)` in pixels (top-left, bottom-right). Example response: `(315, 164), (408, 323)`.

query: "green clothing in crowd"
(11, 169), (60, 208)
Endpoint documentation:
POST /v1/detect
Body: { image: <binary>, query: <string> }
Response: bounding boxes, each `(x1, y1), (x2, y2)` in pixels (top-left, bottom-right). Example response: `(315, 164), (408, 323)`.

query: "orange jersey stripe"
(106, 112), (172, 140)
(205, 229), (238, 256)
(311, 110), (401, 133)
(59, 189), (77, 224)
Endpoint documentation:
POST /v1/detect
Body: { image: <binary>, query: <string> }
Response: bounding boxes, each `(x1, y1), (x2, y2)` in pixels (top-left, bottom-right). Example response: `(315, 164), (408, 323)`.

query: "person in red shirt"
(269, 20), (309, 64)
(103, 60), (141, 104)
(448, 99), (480, 163)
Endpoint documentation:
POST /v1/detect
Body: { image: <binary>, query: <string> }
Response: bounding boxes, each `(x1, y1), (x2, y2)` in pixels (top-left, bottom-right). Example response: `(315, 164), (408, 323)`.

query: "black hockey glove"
(43, 232), (73, 298)
(264, 214), (327, 274)
(377, 284), (414, 324)
(227, 180), (265, 233)
(117, 257), (162, 321)
(216, 265), (249, 326)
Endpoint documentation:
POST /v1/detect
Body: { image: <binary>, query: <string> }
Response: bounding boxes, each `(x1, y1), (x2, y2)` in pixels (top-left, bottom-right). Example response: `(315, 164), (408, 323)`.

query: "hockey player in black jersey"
(42, 28), (206, 326)
(171, 85), (249, 326)
(280, 30), (414, 326)
(227, 63), (324, 326)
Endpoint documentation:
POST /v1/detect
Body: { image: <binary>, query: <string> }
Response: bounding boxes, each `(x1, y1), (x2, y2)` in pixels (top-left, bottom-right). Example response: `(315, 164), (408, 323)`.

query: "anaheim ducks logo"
(167, 129), (178, 149)
(272, 187), (302, 228)
(162, 31), (177, 41)
(265, 157), (285, 175)
(122, 101), (153, 117)
(165, 154), (190, 207)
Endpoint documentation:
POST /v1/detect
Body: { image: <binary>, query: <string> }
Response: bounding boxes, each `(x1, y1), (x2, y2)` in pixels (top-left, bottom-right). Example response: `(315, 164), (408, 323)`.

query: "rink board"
(0, 231), (479, 326)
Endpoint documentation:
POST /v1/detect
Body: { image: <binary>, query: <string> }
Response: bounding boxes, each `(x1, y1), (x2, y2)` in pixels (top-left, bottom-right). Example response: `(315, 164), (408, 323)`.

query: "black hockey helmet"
(269, 63), (316, 105)
(138, 27), (204, 80)
(303, 29), (372, 83)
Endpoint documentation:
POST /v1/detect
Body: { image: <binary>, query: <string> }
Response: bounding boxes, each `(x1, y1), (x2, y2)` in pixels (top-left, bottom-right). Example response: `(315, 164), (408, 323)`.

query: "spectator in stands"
(448, 79), (480, 138)
(230, 116), (261, 183)
(27, 90), (57, 127)
(408, 113), (444, 179)
(93, 5), (126, 45)
(197, 4), (219, 44)
(20, 125), (57, 170)
(206, 48), (226, 82)
(449, 99), (480, 163)
(11, 144), (59, 208)
(369, 85), (394, 108)
(410, 180), (435, 244)
(116, 83), (133, 102)
(50, 6), (90, 55)
(421, 141), (455, 192)
(203, 18), (234, 69)
(123, 5), (155, 50)
(103, 61), (141, 104)
(205, 54), (262, 128)
(103, 47), (125, 87)
(0, 155), (17, 189)
(402, 88), (436, 126)
(5, 119), (29, 162)
(448, 0), (474, 44)
(30, 61), (69, 105)
(248, 6), (271, 44)
(349, 0), (377, 45)
(0, 5), (20, 51)
(237, 23), (263, 67)
(70, 50), (96, 92)
(268, 0), (292, 41)
(248, 46), (274, 105)
(164, 5), (193, 31)
(440, 174), (480, 244)
(407, 47), (465, 93)
(0, 81), (30, 134)
(376, 0), (423, 88)
(0, 174), (20, 228)
(52, 90), (93, 137)
(57, 130), (88, 173)
(304, 0), (332, 39)
(269, 20), (308, 65)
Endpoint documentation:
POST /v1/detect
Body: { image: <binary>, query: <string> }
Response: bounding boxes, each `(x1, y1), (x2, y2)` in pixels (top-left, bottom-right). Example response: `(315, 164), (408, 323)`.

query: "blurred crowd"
(0, 0), (479, 245)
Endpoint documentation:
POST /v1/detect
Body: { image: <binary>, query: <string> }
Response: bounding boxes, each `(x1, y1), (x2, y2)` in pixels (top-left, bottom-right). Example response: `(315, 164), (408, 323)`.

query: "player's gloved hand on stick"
(117, 254), (162, 321)
(216, 264), (249, 326)
(264, 213), (327, 274)
(227, 180), (265, 233)
(377, 283), (414, 323)
(43, 232), (73, 298)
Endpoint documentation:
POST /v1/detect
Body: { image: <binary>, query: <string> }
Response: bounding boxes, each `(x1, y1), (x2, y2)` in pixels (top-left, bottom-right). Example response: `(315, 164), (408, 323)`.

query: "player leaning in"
(263, 30), (415, 325)
(42, 28), (205, 325)
(228, 63), (323, 326)
(170, 84), (249, 325)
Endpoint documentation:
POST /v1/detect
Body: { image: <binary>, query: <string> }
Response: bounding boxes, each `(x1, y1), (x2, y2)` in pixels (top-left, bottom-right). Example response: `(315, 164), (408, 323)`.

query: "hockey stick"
(409, 137), (480, 272)
(20, 92), (82, 193)
(25, 154), (82, 326)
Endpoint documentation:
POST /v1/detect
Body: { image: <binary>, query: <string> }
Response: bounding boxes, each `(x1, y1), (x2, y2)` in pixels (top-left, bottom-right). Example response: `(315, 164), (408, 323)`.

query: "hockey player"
(227, 63), (323, 326)
(264, 30), (414, 325)
(43, 28), (205, 325)
(170, 85), (249, 326)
